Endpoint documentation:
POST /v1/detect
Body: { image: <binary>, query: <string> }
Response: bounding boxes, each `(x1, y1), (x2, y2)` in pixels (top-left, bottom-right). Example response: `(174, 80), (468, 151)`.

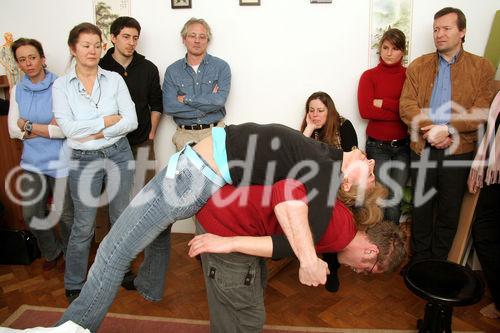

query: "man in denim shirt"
(163, 18), (231, 151)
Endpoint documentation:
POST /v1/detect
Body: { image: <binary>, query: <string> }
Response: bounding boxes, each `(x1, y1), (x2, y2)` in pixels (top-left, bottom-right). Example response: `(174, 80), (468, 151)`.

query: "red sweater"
(196, 179), (356, 254)
(357, 59), (407, 140)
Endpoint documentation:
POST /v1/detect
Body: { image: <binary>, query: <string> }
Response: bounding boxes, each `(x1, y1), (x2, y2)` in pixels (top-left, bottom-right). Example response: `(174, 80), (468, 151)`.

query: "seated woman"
(57, 122), (377, 332)
(189, 179), (406, 332)
(357, 28), (409, 225)
(8, 38), (73, 271)
(301, 91), (359, 292)
(302, 91), (358, 151)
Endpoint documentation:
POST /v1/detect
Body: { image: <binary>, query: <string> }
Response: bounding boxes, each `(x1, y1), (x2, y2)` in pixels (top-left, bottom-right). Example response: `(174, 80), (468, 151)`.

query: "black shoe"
(65, 289), (81, 304)
(121, 271), (137, 290)
(323, 253), (340, 292)
(325, 273), (340, 293)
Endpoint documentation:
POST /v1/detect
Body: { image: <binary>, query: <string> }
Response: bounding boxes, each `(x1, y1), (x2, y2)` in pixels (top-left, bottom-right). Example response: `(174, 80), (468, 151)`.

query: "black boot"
(323, 253), (340, 293)
(121, 270), (137, 290)
(65, 289), (81, 304)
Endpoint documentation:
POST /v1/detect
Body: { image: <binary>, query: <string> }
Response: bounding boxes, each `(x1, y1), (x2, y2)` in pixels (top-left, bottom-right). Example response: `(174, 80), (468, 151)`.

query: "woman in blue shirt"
(8, 38), (73, 271)
(52, 22), (137, 302)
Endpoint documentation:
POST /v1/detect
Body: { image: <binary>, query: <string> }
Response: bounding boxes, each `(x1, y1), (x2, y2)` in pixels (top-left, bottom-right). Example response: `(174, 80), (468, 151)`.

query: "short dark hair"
(379, 28), (406, 53)
(67, 22), (102, 48)
(110, 16), (141, 37)
(11, 38), (45, 61)
(366, 220), (407, 273)
(434, 7), (466, 43)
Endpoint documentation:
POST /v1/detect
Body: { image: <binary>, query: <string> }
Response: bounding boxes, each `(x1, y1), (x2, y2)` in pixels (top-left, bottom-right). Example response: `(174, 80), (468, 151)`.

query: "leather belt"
(368, 136), (409, 147)
(179, 122), (219, 130)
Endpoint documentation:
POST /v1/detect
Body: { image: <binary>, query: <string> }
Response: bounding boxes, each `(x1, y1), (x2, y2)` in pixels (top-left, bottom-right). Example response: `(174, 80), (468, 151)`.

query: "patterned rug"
(1, 305), (482, 333)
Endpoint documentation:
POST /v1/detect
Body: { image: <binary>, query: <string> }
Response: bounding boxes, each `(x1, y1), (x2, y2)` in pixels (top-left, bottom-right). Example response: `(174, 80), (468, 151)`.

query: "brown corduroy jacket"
(399, 50), (495, 155)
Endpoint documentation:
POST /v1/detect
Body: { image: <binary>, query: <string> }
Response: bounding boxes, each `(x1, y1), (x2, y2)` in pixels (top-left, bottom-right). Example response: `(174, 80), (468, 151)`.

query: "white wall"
(1, 0), (498, 232)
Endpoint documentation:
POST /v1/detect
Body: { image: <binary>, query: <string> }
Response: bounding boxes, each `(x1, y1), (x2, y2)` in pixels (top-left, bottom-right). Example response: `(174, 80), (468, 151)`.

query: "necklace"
(76, 68), (101, 109)
(91, 77), (102, 109)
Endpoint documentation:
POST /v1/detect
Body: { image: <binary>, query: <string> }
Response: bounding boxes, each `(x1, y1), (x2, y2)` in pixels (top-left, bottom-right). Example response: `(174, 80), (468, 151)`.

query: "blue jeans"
(133, 225), (171, 301)
(65, 137), (134, 290)
(366, 138), (410, 224)
(57, 146), (224, 332)
(21, 171), (73, 261)
(130, 139), (171, 301)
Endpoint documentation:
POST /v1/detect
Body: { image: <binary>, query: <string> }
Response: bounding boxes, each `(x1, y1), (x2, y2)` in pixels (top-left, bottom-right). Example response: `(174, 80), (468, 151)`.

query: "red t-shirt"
(196, 179), (356, 253)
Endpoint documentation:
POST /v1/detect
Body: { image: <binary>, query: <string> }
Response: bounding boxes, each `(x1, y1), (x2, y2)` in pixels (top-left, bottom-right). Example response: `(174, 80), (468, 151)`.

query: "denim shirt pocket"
(176, 78), (195, 96)
(200, 72), (219, 94)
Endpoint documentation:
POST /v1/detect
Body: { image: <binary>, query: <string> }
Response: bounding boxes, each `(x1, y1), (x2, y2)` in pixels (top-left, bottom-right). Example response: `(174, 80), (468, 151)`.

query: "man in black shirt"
(99, 16), (165, 300)
(100, 16), (163, 189)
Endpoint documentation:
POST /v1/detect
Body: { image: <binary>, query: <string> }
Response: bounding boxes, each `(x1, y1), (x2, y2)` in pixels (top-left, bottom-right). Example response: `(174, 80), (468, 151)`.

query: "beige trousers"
(172, 121), (225, 151)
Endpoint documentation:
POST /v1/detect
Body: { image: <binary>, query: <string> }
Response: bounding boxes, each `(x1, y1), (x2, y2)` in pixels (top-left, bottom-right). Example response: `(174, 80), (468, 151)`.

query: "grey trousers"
(201, 251), (267, 333)
(21, 171), (73, 261)
(197, 222), (267, 333)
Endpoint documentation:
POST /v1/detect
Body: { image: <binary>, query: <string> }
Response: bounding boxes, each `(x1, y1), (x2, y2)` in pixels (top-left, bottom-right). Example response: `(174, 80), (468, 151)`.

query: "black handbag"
(0, 229), (41, 265)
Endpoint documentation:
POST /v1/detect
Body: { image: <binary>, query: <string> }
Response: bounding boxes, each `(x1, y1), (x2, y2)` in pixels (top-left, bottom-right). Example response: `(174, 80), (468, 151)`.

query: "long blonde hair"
(337, 182), (388, 230)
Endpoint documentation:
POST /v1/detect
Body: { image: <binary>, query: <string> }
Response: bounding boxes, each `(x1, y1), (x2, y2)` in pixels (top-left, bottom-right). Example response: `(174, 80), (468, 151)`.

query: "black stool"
(404, 259), (484, 333)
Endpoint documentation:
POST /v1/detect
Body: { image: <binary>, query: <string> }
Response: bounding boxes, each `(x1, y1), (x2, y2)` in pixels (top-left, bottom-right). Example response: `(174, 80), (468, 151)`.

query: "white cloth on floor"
(0, 321), (90, 333)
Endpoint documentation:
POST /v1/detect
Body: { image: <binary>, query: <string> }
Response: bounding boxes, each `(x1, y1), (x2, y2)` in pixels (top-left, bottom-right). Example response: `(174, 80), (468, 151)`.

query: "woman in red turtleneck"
(357, 28), (409, 225)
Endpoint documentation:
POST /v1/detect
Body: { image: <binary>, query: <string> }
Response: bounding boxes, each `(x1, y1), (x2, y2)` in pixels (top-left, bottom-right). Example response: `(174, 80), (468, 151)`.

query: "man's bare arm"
(188, 233), (272, 258)
(274, 200), (329, 286)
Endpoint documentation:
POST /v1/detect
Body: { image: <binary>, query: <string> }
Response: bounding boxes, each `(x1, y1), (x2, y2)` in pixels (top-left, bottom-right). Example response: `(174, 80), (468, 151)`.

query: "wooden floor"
(1, 233), (499, 332)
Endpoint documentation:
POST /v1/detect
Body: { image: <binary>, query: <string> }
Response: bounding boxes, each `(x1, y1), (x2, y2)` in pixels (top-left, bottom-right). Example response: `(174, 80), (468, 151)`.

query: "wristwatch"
(24, 120), (33, 134)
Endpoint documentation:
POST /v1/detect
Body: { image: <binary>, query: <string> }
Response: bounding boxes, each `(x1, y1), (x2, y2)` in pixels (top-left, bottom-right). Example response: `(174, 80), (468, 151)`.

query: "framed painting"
(369, 0), (412, 66)
(93, 0), (131, 52)
(240, 0), (260, 6)
(171, 0), (191, 9)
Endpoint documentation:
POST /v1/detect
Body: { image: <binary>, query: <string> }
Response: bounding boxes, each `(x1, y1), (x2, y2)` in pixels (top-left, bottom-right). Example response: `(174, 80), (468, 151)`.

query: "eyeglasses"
(186, 33), (208, 41)
(368, 256), (379, 274)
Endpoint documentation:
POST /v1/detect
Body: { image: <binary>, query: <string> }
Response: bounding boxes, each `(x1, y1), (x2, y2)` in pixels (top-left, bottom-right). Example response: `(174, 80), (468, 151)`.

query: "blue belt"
(165, 144), (225, 187)
(212, 127), (232, 184)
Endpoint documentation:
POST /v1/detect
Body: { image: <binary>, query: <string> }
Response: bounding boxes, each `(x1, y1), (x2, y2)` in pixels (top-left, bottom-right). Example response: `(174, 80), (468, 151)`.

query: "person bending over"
(188, 179), (405, 332)
(57, 122), (376, 332)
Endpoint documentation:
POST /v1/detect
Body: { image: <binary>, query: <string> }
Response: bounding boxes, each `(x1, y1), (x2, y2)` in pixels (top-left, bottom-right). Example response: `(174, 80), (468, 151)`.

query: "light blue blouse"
(52, 66), (137, 150)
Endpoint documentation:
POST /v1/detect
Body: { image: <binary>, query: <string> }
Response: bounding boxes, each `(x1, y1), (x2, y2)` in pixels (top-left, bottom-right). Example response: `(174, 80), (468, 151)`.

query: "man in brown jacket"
(399, 7), (495, 263)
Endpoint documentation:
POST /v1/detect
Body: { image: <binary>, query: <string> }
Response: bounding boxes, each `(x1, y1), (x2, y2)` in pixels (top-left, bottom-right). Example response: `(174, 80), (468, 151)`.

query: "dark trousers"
(366, 138), (410, 225)
(472, 183), (500, 309)
(410, 148), (472, 261)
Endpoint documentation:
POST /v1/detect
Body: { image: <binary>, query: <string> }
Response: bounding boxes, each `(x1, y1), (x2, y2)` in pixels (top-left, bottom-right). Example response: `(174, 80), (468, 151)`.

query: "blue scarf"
(16, 71), (69, 178)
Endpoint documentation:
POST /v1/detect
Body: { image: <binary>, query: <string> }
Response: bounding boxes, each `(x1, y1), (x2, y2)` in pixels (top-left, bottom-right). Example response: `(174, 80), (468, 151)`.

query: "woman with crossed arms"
(52, 22), (137, 303)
